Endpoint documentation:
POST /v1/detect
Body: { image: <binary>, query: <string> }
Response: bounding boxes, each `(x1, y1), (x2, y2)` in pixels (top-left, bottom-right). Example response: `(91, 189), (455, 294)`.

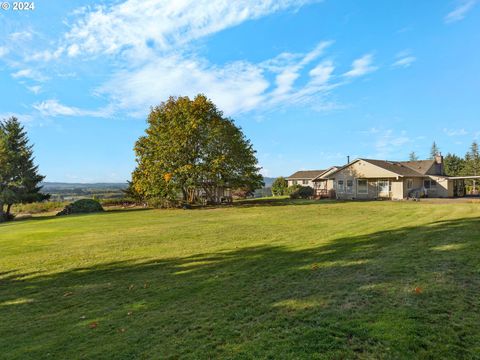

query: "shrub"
(232, 187), (254, 199)
(289, 186), (314, 199)
(57, 199), (104, 216)
(271, 177), (288, 196)
(286, 184), (302, 195)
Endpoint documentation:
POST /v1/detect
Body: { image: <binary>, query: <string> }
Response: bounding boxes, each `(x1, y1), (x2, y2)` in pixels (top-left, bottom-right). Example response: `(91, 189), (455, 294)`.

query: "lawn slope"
(1, 200), (480, 359)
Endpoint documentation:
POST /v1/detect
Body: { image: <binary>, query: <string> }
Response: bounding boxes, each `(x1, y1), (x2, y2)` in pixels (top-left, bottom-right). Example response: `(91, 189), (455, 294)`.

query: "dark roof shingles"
(287, 170), (326, 179)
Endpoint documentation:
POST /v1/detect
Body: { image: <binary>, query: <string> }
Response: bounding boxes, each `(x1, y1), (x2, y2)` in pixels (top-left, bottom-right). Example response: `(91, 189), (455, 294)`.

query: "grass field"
(1, 199), (480, 359)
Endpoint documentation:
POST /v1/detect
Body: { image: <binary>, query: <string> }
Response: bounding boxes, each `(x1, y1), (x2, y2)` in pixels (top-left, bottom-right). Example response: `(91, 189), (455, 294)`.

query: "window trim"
(407, 178), (413, 190)
(337, 179), (345, 193)
(357, 179), (368, 194)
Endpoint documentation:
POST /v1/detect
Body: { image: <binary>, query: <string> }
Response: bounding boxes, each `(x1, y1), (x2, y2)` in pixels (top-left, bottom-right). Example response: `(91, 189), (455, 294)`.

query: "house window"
(424, 180), (430, 189)
(346, 180), (353, 193)
(293, 180), (298, 185)
(407, 179), (413, 190)
(378, 180), (390, 193)
(424, 179), (437, 189)
(431, 180), (437, 188)
(337, 180), (345, 193)
(302, 180), (308, 185)
(357, 179), (368, 194)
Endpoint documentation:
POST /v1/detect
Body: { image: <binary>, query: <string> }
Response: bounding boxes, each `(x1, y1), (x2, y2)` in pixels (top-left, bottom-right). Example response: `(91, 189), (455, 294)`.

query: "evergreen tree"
(408, 151), (418, 161)
(0, 117), (48, 221)
(464, 141), (480, 193)
(430, 141), (440, 159)
(444, 153), (465, 176)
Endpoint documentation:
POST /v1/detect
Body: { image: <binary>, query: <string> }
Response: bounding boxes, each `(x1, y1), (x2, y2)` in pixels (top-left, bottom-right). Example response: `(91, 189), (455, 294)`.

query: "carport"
(447, 176), (480, 197)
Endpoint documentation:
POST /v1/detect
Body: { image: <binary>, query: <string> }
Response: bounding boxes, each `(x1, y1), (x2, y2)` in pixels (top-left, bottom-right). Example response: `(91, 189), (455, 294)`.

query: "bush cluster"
(57, 199), (104, 216)
(289, 186), (314, 199)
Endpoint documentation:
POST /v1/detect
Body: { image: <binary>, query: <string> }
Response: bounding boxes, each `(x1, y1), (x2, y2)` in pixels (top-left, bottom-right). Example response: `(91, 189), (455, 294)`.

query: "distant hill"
(40, 182), (128, 191)
(263, 177), (276, 188)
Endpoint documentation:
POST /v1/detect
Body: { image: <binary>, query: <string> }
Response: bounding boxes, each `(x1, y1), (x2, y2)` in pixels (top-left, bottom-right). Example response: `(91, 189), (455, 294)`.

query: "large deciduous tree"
(132, 95), (263, 205)
(0, 117), (48, 221)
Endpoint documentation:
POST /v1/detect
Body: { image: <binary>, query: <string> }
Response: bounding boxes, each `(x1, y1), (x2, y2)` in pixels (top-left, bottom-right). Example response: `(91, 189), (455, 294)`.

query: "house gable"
(328, 159), (407, 180)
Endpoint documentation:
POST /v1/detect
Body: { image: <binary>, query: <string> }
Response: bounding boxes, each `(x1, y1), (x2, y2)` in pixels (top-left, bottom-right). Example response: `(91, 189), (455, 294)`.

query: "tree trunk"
(0, 202), (5, 222)
(6, 203), (12, 217)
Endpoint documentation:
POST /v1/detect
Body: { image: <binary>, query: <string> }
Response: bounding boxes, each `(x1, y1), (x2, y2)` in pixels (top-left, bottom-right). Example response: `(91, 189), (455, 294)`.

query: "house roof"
(327, 158), (434, 178)
(398, 160), (435, 175)
(362, 159), (428, 177)
(312, 166), (341, 181)
(286, 170), (326, 180)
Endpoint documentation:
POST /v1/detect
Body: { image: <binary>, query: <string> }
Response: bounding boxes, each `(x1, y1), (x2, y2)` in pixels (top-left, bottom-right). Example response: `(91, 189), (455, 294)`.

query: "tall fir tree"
(444, 153), (465, 176)
(0, 117), (48, 221)
(408, 151), (419, 161)
(464, 141), (480, 193)
(429, 141), (440, 159)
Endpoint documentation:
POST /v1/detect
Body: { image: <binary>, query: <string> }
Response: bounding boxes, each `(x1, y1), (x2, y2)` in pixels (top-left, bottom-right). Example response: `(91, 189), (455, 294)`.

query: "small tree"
(271, 177), (288, 196)
(430, 141), (440, 159)
(408, 151), (418, 161)
(0, 117), (48, 221)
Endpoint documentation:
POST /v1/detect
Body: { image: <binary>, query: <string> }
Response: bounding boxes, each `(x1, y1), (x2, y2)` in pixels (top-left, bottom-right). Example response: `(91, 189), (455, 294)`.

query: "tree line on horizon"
(409, 141), (480, 181)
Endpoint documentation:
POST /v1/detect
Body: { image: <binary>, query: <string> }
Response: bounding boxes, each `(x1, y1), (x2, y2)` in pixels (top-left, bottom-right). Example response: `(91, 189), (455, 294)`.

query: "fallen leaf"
(63, 292), (73, 297)
(311, 264), (319, 270)
(89, 322), (98, 329)
(128, 284), (135, 291)
(127, 311), (133, 316)
(414, 287), (423, 294)
(118, 328), (126, 333)
(80, 315), (86, 320)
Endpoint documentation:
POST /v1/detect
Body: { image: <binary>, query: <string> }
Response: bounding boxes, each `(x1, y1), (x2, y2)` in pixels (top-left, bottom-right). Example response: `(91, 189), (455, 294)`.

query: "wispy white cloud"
(445, 0), (477, 23)
(33, 99), (112, 118)
(343, 54), (377, 78)
(62, 0), (317, 59)
(0, 46), (9, 58)
(98, 41), (346, 116)
(443, 128), (468, 136)
(9, 31), (33, 41)
(27, 85), (42, 95)
(11, 68), (47, 82)
(392, 50), (416, 68)
(367, 129), (411, 159)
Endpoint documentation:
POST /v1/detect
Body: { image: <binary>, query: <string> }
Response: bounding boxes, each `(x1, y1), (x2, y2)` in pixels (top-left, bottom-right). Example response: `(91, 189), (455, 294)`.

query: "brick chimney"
(435, 153), (444, 175)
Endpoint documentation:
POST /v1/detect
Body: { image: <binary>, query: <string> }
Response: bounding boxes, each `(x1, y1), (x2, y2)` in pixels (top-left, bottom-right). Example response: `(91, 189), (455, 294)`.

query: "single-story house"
(286, 170), (327, 188)
(326, 155), (467, 200)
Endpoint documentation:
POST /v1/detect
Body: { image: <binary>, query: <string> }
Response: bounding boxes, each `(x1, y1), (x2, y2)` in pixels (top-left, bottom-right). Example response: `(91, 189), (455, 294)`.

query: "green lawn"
(1, 199), (480, 359)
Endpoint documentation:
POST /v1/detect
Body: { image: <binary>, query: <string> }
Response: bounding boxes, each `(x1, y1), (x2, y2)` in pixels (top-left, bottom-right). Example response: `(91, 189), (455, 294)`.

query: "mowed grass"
(1, 199), (480, 359)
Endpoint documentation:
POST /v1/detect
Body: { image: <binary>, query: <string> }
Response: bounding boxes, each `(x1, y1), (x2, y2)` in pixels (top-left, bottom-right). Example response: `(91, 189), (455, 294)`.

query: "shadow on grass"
(1, 218), (480, 359)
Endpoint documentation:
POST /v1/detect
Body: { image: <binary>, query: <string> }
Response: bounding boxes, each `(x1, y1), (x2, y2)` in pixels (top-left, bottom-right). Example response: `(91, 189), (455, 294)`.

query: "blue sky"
(0, 0), (479, 182)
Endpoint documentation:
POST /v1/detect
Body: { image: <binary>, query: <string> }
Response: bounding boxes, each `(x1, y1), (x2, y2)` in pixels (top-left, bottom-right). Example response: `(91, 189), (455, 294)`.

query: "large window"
(378, 179), (390, 193)
(424, 179), (437, 189)
(346, 180), (353, 193)
(302, 180), (308, 185)
(357, 179), (368, 194)
(337, 180), (345, 193)
(407, 179), (413, 190)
